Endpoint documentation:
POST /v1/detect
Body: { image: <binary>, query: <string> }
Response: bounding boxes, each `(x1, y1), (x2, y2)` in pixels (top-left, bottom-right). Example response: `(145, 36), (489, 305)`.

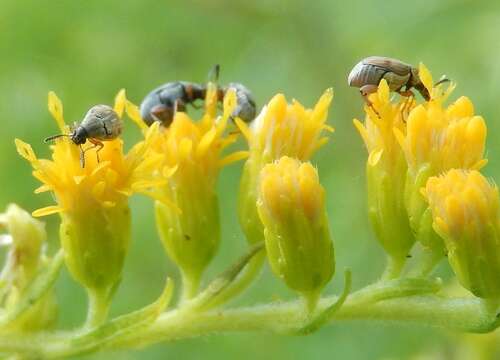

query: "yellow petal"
(34, 184), (52, 194)
(125, 100), (148, 131)
(235, 118), (252, 142)
(219, 151), (249, 167)
(368, 148), (383, 166)
(48, 91), (66, 132)
(114, 89), (127, 118)
(15, 139), (38, 163)
(197, 126), (217, 158)
(418, 63), (433, 97)
(32, 205), (64, 217)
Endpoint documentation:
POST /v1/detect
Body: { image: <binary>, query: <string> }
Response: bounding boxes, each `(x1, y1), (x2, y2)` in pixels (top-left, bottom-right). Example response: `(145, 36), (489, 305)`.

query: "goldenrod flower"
(394, 65), (487, 256)
(16, 91), (167, 325)
(238, 90), (334, 245)
(353, 79), (415, 271)
(0, 204), (56, 332)
(424, 170), (500, 299)
(126, 84), (247, 299)
(258, 157), (334, 311)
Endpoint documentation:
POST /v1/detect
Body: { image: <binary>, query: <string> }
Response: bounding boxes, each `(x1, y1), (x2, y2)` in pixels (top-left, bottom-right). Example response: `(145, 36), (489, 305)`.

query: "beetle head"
(71, 127), (88, 145)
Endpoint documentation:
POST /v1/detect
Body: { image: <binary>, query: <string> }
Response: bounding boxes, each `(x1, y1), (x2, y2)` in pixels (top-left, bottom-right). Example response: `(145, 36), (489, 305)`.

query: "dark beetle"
(140, 66), (257, 127)
(140, 81), (206, 127)
(44, 104), (122, 167)
(348, 56), (448, 105)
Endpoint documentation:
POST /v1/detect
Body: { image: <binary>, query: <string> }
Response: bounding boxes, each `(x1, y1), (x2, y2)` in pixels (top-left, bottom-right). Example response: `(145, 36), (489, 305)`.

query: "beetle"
(139, 81), (207, 127)
(44, 104), (122, 167)
(222, 82), (257, 123)
(140, 65), (257, 127)
(348, 56), (448, 107)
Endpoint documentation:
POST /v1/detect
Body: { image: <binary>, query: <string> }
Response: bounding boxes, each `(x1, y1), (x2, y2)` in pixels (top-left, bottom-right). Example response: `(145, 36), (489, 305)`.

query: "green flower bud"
(0, 204), (57, 332)
(237, 90), (334, 246)
(60, 201), (130, 293)
(257, 157), (334, 311)
(354, 80), (415, 273)
(156, 189), (220, 299)
(424, 170), (500, 299)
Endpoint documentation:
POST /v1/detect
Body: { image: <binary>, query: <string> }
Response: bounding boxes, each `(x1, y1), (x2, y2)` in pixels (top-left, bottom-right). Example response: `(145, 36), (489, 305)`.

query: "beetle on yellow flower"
(15, 90), (173, 327)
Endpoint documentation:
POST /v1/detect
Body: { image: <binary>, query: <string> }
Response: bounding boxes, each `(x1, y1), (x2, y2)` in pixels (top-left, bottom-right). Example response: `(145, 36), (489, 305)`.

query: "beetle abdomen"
(81, 105), (121, 140)
(348, 61), (387, 88)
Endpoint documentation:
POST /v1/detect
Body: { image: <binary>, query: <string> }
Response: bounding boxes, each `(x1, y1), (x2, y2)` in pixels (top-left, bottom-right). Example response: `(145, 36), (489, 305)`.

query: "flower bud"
(424, 170), (500, 299)
(0, 204), (57, 332)
(16, 91), (167, 326)
(142, 85), (245, 299)
(59, 201), (130, 292)
(238, 90), (334, 245)
(354, 80), (415, 271)
(257, 157), (334, 310)
(395, 66), (486, 260)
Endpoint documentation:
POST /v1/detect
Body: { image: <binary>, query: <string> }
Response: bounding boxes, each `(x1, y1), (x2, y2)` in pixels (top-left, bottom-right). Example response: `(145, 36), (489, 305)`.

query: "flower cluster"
(1, 62), (499, 359)
(354, 64), (500, 299)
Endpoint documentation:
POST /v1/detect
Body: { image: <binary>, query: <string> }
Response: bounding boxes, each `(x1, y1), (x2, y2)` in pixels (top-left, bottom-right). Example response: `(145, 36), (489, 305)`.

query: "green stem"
(1, 283), (498, 358)
(110, 295), (499, 350)
(85, 288), (110, 329)
(407, 249), (443, 278)
(180, 272), (200, 302)
(381, 255), (405, 280)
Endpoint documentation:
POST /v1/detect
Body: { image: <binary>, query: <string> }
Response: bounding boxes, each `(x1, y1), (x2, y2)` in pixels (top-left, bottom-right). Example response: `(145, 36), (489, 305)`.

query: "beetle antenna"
(208, 64), (220, 83)
(44, 134), (70, 143)
(434, 75), (450, 86)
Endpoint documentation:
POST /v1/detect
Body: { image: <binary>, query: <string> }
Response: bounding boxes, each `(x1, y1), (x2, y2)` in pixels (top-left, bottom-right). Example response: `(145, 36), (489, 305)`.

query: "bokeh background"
(1, 0), (500, 358)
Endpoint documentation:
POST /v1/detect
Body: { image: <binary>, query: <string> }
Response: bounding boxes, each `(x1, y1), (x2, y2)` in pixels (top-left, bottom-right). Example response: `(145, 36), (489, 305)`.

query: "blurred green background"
(1, 0), (500, 358)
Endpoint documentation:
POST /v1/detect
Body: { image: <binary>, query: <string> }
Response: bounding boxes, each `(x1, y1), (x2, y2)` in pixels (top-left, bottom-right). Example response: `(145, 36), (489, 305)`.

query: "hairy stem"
(0, 281), (498, 358)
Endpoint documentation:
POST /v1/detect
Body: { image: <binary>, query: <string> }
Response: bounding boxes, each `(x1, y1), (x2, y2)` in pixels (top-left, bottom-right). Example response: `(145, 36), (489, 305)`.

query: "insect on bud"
(257, 157), (334, 311)
(424, 170), (500, 299)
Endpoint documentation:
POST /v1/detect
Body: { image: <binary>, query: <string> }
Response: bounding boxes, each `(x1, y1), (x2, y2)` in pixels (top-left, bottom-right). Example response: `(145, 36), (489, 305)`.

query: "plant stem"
(1, 284), (498, 358)
(381, 255), (405, 280)
(180, 272), (200, 302)
(202, 251), (265, 309)
(407, 249), (443, 278)
(85, 288), (110, 329)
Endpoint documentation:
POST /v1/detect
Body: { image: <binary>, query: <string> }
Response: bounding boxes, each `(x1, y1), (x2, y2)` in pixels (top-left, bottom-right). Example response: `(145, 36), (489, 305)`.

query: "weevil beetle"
(348, 56), (441, 106)
(44, 104), (122, 167)
(140, 81), (207, 127)
(222, 82), (257, 123)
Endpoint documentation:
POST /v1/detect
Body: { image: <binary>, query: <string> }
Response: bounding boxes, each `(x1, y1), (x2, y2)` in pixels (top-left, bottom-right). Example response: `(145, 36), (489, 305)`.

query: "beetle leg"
(395, 88), (414, 120)
(174, 100), (186, 113)
(359, 84), (379, 117)
(87, 138), (104, 163)
(79, 145), (86, 168)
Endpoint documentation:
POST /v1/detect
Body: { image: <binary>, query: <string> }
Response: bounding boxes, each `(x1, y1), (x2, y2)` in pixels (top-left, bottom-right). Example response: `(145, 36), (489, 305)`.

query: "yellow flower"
(16, 90), (167, 217)
(237, 89), (334, 162)
(257, 156), (334, 311)
(424, 170), (500, 299)
(238, 90), (334, 245)
(126, 83), (247, 299)
(16, 91), (168, 323)
(393, 65), (487, 257)
(353, 79), (415, 271)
